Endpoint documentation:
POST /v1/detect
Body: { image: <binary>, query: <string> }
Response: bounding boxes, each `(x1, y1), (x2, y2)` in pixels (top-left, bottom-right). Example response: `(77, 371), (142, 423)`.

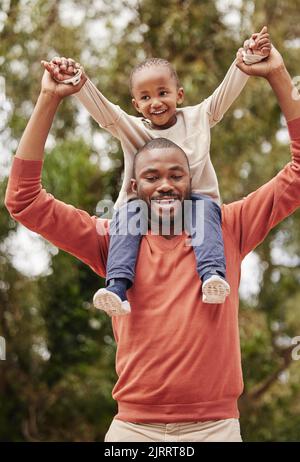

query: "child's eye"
(160, 91), (168, 96)
(141, 95), (150, 100)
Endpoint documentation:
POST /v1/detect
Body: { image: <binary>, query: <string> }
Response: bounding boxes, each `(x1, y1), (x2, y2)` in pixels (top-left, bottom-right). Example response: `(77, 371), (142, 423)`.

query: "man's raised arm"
(42, 57), (151, 149)
(236, 45), (300, 122)
(206, 27), (271, 128)
(224, 46), (300, 258)
(5, 69), (109, 276)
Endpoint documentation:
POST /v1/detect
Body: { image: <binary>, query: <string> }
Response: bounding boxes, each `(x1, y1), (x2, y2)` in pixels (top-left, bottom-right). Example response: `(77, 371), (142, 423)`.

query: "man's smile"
(151, 196), (182, 214)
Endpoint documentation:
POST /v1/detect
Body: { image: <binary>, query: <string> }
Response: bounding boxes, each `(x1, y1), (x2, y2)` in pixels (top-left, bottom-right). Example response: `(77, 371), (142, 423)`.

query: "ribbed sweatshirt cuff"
(287, 117), (300, 140)
(10, 157), (43, 179)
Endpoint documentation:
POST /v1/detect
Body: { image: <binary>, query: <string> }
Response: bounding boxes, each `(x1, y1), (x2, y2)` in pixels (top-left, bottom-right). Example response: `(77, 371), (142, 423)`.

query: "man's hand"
(41, 57), (87, 97)
(236, 45), (284, 79)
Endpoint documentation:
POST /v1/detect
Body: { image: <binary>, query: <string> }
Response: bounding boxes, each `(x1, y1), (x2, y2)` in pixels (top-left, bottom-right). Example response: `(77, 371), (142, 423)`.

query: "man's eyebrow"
(140, 165), (187, 175)
(140, 167), (159, 175)
(168, 165), (186, 171)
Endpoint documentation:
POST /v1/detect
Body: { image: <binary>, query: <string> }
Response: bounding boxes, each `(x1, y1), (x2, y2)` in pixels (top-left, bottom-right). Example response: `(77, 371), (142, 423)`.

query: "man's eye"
(146, 177), (157, 182)
(172, 175), (183, 181)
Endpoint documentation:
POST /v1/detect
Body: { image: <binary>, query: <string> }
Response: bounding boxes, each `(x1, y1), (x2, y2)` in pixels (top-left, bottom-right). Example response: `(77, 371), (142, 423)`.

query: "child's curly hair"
(129, 58), (180, 93)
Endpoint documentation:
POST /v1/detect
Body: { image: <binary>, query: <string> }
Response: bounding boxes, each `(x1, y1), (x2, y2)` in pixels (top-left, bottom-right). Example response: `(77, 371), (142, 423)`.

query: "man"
(5, 46), (300, 442)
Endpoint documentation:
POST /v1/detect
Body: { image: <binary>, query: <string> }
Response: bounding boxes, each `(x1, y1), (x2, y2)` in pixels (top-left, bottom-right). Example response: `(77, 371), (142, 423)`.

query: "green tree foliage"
(0, 0), (300, 441)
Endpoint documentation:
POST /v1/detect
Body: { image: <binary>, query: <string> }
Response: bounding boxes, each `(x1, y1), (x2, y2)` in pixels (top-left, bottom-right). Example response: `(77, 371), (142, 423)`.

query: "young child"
(42, 27), (271, 316)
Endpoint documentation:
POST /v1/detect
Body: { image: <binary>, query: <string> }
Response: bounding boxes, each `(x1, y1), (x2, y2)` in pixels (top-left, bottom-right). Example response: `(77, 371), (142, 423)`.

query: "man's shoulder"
(94, 217), (110, 246)
(221, 199), (244, 232)
(221, 198), (245, 218)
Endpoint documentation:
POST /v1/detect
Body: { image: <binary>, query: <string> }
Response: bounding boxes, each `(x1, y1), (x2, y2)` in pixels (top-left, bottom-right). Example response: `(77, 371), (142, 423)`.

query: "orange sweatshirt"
(5, 118), (300, 423)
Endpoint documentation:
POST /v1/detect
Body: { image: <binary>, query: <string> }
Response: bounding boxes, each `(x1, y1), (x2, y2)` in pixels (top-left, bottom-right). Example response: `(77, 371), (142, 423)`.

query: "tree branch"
(246, 345), (294, 401)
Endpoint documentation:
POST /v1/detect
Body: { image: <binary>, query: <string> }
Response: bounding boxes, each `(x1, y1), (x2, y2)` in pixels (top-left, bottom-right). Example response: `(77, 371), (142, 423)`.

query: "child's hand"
(41, 57), (85, 86)
(236, 45), (284, 78)
(244, 26), (271, 58)
(40, 67), (86, 99)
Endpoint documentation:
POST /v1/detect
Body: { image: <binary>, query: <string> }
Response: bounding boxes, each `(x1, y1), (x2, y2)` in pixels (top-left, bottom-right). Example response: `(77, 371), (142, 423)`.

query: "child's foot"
(93, 279), (131, 316)
(93, 289), (131, 316)
(202, 275), (230, 304)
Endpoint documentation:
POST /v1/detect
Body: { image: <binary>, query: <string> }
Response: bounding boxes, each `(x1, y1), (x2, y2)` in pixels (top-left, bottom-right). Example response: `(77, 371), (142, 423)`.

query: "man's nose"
(157, 179), (174, 192)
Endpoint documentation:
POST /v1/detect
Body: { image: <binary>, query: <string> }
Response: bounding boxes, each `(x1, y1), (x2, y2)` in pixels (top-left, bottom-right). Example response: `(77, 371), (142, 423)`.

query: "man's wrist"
(39, 89), (63, 105)
(265, 63), (287, 82)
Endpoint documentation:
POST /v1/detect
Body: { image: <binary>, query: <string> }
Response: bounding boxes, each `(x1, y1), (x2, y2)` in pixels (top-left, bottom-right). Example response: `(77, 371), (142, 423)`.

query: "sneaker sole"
(202, 279), (230, 304)
(93, 289), (131, 316)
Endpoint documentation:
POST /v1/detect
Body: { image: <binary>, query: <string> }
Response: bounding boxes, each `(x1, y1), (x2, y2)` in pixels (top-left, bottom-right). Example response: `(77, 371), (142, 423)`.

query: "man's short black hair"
(130, 58), (180, 93)
(133, 138), (190, 178)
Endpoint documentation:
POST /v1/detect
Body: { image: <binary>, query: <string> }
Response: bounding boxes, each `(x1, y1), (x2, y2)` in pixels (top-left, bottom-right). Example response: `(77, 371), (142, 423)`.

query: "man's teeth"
(154, 199), (177, 203)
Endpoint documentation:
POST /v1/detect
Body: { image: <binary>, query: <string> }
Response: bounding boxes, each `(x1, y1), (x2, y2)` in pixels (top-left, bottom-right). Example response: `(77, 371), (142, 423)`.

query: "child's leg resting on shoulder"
(185, 193), (230, 304)
(93, 199), (148, 316)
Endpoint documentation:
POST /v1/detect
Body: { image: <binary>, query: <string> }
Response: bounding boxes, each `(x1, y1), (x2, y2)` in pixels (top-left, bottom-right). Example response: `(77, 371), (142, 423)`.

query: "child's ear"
(132, 98), (142, 113)
(131, 178), (137, 194)
(177, 87), (184, 105)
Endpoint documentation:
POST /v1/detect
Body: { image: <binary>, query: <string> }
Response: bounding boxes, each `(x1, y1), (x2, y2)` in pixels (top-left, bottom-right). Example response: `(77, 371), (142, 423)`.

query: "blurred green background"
(0, 0), (300, 442)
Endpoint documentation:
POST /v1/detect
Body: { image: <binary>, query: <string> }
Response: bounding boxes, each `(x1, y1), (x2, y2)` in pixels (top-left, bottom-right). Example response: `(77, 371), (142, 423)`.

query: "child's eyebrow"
(138, 86), (169, 94)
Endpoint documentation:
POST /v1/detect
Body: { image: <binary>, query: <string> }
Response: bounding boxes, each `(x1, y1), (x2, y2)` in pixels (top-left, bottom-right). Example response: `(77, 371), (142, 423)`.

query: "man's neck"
(161, 233), (177, 240)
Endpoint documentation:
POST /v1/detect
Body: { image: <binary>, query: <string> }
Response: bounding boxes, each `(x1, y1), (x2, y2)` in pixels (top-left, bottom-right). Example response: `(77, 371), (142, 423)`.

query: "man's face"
(131, 147), (191, 225)
(131, 66), (184, 130)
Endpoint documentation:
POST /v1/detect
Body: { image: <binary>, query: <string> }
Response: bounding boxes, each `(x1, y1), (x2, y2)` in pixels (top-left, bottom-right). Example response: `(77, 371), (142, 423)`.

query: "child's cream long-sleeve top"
(76, 60), (248, 207)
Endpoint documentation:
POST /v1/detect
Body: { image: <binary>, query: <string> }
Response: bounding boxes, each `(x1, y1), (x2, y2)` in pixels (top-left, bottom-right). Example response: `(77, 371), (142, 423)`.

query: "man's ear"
(177, 87), (184, 105)
(131, 178), (137, 194)
(132, 98), (142, 113)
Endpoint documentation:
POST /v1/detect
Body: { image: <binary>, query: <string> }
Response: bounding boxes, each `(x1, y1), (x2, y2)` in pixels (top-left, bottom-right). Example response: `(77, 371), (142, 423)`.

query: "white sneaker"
(202, 275), (230, 304)
(93, 288), (131, 316)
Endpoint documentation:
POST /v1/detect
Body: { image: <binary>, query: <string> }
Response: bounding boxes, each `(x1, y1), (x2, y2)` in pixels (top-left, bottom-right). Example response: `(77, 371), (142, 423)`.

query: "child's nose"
(151, 98), (162, 108)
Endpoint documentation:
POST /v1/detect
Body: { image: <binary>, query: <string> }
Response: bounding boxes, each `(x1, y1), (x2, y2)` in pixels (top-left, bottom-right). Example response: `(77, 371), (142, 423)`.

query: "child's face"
(131, 66), (184, 130)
